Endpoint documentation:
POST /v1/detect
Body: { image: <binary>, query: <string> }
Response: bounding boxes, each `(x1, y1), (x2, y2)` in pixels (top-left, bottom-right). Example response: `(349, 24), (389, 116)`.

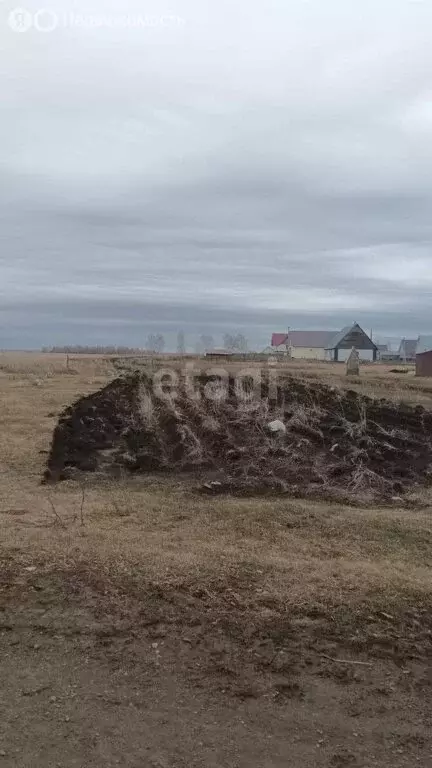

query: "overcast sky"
(1, 0), (432, 349)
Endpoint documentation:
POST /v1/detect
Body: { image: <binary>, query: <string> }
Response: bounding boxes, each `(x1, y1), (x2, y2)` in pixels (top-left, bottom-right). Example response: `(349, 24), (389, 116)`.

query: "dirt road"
(1, 566), (431, 768)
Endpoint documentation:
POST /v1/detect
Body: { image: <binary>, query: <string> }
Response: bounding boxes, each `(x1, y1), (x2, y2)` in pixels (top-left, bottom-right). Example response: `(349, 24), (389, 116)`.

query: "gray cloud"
(1, 0), (432, 349)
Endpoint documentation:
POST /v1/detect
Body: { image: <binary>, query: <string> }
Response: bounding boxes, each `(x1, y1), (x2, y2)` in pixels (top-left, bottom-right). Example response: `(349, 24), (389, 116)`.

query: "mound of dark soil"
(43, 371), (432, 501)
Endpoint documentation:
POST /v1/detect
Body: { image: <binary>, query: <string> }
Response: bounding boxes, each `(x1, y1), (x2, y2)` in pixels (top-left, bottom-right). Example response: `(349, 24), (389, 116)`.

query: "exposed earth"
(45, 371), (432, 501)
(1, 557), (432, 768)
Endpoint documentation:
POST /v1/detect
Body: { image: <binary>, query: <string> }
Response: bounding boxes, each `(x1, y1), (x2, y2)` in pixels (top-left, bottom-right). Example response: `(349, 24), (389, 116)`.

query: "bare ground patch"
(43, 370), (432, 504)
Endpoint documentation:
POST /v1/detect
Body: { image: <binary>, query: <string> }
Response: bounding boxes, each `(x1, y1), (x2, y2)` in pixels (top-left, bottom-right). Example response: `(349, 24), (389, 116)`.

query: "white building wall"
(334, 348), (375, 362)
(289, 346), (326, 360)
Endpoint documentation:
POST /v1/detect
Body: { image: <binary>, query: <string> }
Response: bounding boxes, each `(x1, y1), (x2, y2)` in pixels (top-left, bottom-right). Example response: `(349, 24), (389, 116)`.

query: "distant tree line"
(194, 333), (248, 354)
(42, 331), (249, 356)
(195, 335), (215, 354)
(223, 333), (248, 352)
(42, 345), (144, 354)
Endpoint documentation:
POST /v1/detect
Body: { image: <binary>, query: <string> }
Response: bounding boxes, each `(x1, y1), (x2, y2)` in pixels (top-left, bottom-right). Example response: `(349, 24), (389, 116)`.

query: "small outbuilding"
(205, 348), (235, 359)
(416, 350), (432, 376)
(380, 350), (399, 362)
(416, 336), (432, 376)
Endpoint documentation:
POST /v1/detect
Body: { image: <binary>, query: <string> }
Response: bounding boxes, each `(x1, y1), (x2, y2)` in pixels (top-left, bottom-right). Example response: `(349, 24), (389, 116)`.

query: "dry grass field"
(1, 352), (432, 767)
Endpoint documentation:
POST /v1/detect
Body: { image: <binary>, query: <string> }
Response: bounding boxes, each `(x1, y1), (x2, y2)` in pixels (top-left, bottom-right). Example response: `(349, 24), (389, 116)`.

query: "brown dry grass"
(3, 351), (432, 768)
(107, 350), (432, 406)
(1, 351), (432, 629)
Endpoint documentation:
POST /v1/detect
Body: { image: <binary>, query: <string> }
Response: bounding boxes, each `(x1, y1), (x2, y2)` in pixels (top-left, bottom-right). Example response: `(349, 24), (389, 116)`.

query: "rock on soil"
(43, 371), (432, 501)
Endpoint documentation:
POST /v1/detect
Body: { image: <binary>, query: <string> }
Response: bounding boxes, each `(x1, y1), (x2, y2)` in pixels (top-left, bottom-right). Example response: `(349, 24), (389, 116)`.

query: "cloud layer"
(1, 0), (432, 348)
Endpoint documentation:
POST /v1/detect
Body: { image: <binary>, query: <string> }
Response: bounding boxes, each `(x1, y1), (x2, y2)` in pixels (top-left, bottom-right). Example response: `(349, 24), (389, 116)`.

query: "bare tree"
(176, 330), (186, 354)
(146, 333), (165, 353)
(200, 334), (215, 353)
(223, 333), (235, 351)
(223, 333), (248, 352)
(234, 333), (248, 352)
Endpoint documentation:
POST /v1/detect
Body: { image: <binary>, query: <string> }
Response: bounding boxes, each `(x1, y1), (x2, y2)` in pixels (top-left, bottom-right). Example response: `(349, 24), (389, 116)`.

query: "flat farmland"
(1, 352), (432, 768)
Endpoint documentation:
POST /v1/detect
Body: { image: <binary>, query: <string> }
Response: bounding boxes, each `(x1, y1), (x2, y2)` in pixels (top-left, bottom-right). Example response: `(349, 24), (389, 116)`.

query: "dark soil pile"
(44, 371), (432, 501)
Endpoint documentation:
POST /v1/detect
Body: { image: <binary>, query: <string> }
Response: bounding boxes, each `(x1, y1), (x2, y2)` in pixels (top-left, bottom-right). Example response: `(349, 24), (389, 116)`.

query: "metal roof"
(287, 330), (335, 348)
(272, 325), (379, 350)
(326, 323), (377, 350)
(326, 325), (353, 349)
(271, 333), (289, 347)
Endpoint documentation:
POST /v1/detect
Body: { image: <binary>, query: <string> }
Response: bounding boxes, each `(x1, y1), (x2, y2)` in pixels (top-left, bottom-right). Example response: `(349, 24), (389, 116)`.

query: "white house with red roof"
(271, 330), (335, 360)
(271, 324), (378, 361)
